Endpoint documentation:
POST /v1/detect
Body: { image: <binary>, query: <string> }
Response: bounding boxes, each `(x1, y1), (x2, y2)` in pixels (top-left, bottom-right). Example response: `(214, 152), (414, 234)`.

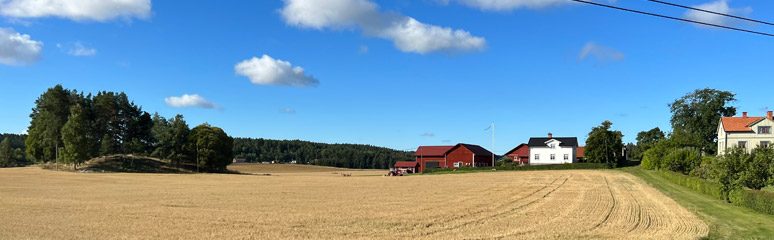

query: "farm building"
(393, 161), (419, 173)
(528, 133), (579, 165)
(415, 143), (494, 172)
(504, 143), (529, 165)
(232, 158), (247, 163)
(576, 146), (585, 162)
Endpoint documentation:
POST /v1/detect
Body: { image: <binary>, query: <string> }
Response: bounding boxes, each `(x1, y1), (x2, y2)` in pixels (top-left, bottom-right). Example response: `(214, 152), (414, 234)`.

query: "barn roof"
(505, 143), (529, 156)
(721, 116), (765, 132)
(394, 161), (419, 168)
(414, 146), (454, 156)
(456, 144), (493, 156)
(528, 137), (578, 147)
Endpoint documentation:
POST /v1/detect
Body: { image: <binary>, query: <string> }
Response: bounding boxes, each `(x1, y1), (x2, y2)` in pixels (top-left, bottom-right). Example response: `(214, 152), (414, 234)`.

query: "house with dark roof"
(718, 111), (774, 155)
(415, 143), (494, 172)
(528, 133), (578, 165)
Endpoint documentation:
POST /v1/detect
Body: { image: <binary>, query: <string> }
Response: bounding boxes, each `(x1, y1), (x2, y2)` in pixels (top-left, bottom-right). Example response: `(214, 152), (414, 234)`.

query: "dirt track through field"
(0, 167), (707, 239)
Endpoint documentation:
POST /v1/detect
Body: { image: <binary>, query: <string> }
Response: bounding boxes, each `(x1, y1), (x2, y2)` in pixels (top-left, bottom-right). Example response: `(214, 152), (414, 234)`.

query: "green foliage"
(669, 88), (736, 155)
(25, 85), (80, 163)
(190, 123), (234, 172)
(631, 127), (665, 161)
(61, 105), (92, 169)
(661, 148), (702, 175)
(167, 115), (190, 166)
(654, 169), (725, 200)
(584, 120), (624, 166)
(729, 190), (774, 215)
(233, 138), (413, 169)
(738, 147), (774, 190)
(0, 138), (16, 167)
(710, 148), (747, 201)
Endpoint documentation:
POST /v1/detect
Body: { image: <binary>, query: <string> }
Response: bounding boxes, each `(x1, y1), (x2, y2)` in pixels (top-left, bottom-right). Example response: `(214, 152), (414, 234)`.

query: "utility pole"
(196, 141), (200, 173)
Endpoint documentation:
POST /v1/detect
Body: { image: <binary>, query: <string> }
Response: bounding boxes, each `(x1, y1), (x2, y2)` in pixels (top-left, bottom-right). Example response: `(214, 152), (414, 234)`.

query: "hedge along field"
(652, 170), (774, 215)
(0, 167), (707, 239)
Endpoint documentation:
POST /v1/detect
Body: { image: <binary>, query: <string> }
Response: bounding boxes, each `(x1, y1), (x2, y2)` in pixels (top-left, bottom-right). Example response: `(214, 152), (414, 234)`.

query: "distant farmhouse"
(504, 143), (529, 165)
(411, 143), (494, 172)
(528, 133), (579, 165)
(717, 111), (774, 155)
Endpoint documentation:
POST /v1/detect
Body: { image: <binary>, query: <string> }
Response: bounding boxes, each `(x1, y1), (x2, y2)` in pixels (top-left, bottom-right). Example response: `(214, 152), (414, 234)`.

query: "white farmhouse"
(528, 133), (578, 165)
(717, 111), (774, 155)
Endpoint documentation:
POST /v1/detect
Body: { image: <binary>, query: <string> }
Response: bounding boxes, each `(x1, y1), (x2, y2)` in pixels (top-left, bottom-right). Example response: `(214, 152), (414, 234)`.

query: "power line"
(646, 0), (774, 26)
(569, 0), (774, 37)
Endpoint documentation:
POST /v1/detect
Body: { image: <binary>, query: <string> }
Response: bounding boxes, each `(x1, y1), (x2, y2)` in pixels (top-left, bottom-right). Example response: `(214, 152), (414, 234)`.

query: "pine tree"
(62, 105), (92, 170)
(0, 138), (15, 167)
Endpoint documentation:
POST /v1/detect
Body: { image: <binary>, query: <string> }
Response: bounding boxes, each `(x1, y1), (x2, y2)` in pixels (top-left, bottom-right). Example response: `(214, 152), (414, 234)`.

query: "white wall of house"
(530, 140), (576, 165)
(718, 118), (774, 155)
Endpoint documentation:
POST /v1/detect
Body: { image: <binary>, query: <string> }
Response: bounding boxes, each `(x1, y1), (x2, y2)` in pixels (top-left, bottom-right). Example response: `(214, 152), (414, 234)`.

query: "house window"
(454, 162), (460, 168)
(762, 141), (770, 148)
(550, 144), (556, 149)
(564, 154), (569, 160)
(760, 126), (771, 134)
(535, 154), (540, 160)
(550, 154), (556, 160)
(739, 141), (747, 149)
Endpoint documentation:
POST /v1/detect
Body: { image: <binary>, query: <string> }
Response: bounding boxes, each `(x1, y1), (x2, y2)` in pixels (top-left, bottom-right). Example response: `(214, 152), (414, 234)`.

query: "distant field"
(228, 163), (387, 176)
(0, 168), (707, 239)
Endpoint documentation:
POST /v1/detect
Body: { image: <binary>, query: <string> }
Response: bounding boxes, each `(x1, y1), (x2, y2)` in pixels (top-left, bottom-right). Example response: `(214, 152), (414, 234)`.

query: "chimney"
(548, 133), (553, 139)
(742, 112), (748, 118)
(768, 111), (773, 120)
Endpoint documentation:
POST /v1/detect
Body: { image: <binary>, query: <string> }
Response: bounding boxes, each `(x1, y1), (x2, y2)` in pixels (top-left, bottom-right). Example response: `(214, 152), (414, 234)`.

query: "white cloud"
(421, 132), (436, 137)
(0, 0), (151, 21)
(20, 129), (28, 135)
(579, 42), (624, 62)
(279, 108), (296, 114)
(164, 94), (219, 109)
(0, 27), (42, 66)
(683, 0), (752, 27)
(280, 0), (486, 54)
(234, 55), (319, 87)
(66, 42), (96, 56)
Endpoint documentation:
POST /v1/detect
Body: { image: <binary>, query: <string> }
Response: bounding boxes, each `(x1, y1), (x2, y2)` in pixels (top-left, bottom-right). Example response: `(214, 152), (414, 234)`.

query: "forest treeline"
(233, 138), (414, 169)
(20, 85), (233, 172)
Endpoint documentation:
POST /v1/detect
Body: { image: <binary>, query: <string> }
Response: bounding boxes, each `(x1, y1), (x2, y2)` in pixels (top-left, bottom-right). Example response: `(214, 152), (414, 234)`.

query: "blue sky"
(1, 0), (773, 153)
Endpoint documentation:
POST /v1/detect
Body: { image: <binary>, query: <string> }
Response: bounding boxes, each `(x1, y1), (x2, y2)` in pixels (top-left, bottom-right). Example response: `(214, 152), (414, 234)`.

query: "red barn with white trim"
(415, 143), (494, 172)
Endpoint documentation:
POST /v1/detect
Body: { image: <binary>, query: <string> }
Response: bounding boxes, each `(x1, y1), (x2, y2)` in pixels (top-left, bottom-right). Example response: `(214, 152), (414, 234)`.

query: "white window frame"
(739, 141), (747, 149)
(760, 126), (771, 134)
(564, 154), (569, 160)
(761, 141), (770, 148)
(535, 154), (540, 160)
(550, 154), (556, 160)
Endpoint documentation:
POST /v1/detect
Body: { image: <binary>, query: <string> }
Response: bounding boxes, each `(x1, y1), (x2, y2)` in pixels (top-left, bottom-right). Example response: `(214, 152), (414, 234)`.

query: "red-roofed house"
(576, 146), (585, 162)
(415, 143), (494, 172)
(504, 143), (529, 165)
(394, 161), (419, 173)
(718, 111), (774, 155)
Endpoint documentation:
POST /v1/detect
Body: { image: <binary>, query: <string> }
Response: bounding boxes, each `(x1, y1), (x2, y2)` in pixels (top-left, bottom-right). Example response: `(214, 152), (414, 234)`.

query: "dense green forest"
(18, 85), (233, 172)
(233, 138), (414, 169)
(0, 134), (29, 167)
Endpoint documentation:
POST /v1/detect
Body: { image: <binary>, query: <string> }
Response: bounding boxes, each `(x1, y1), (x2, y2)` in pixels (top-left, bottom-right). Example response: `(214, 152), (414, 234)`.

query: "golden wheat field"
(0, 166), (708, 239)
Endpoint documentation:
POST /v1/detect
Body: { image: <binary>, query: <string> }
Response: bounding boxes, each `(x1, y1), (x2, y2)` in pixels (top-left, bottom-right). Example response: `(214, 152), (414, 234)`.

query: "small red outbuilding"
(414, 143), (494, 172)
(504, 143), (529, 165)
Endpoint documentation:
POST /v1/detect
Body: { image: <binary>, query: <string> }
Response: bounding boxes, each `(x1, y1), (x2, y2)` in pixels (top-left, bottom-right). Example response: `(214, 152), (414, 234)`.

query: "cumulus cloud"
(20, 129), (28, 135)
(280, 0), (486, 54)
(164, 94), (219, 109)
(279, 108), (296, 114)
(421, 132), (436, 137)
(579, 42), (624, 62)
(683, 0), (752, 27)
(0, 28), (42, 66)
(0, 0), (151, 21)
(60, 42), (96, 56)
(235, 55), (319, 87)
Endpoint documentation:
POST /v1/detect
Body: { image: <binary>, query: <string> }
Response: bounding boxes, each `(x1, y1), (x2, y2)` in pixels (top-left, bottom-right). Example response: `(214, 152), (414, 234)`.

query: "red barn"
(504, 143), (529, 165)
(576, 146), (585, 162)
(415, 143), (494, 172)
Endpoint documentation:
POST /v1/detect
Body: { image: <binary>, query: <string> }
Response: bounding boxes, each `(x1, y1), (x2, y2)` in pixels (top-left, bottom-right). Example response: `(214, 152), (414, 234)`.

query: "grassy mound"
(78, 155), (198, 173)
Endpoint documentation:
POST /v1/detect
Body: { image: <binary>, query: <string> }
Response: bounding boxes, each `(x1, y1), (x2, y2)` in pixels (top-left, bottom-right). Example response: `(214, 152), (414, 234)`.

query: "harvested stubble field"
(0, 167), (708, 239)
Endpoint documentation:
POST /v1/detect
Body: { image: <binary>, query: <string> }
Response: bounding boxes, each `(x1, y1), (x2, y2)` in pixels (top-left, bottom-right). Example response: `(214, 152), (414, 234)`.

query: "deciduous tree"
(670, 88), (736, 155)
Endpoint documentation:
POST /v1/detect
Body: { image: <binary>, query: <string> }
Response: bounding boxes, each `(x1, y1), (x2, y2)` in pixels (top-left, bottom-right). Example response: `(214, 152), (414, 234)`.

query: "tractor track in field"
(421, 175), (572, 237)
(586, 176), (616, 232)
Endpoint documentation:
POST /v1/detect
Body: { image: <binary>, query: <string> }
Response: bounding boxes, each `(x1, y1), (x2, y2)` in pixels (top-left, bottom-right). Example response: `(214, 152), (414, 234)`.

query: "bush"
(729, 189), (774, 215)
(661, 148), (702, 175)
(657, 170), (725, 200)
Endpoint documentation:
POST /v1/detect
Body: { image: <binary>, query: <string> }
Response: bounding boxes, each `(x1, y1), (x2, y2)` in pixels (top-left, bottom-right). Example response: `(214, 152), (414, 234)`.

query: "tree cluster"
(0, 134), (29, 167)
(233, 138), (413, 169)
(22, 85), (233, 172)
(584, 120), (625, 167)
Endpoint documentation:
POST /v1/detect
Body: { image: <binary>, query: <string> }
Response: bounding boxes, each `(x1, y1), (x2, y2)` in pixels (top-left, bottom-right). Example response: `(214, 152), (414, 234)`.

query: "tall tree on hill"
(62, 105), (92, 170)
(0, 138), (16, 167)
(669, 88), (736, 155)
(190, 123), (234, 172)
(150, 113), (171, 159)
(585, 120), (624, 166)
(168, 114), (190, 167)
(25, 85), (78, 162)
